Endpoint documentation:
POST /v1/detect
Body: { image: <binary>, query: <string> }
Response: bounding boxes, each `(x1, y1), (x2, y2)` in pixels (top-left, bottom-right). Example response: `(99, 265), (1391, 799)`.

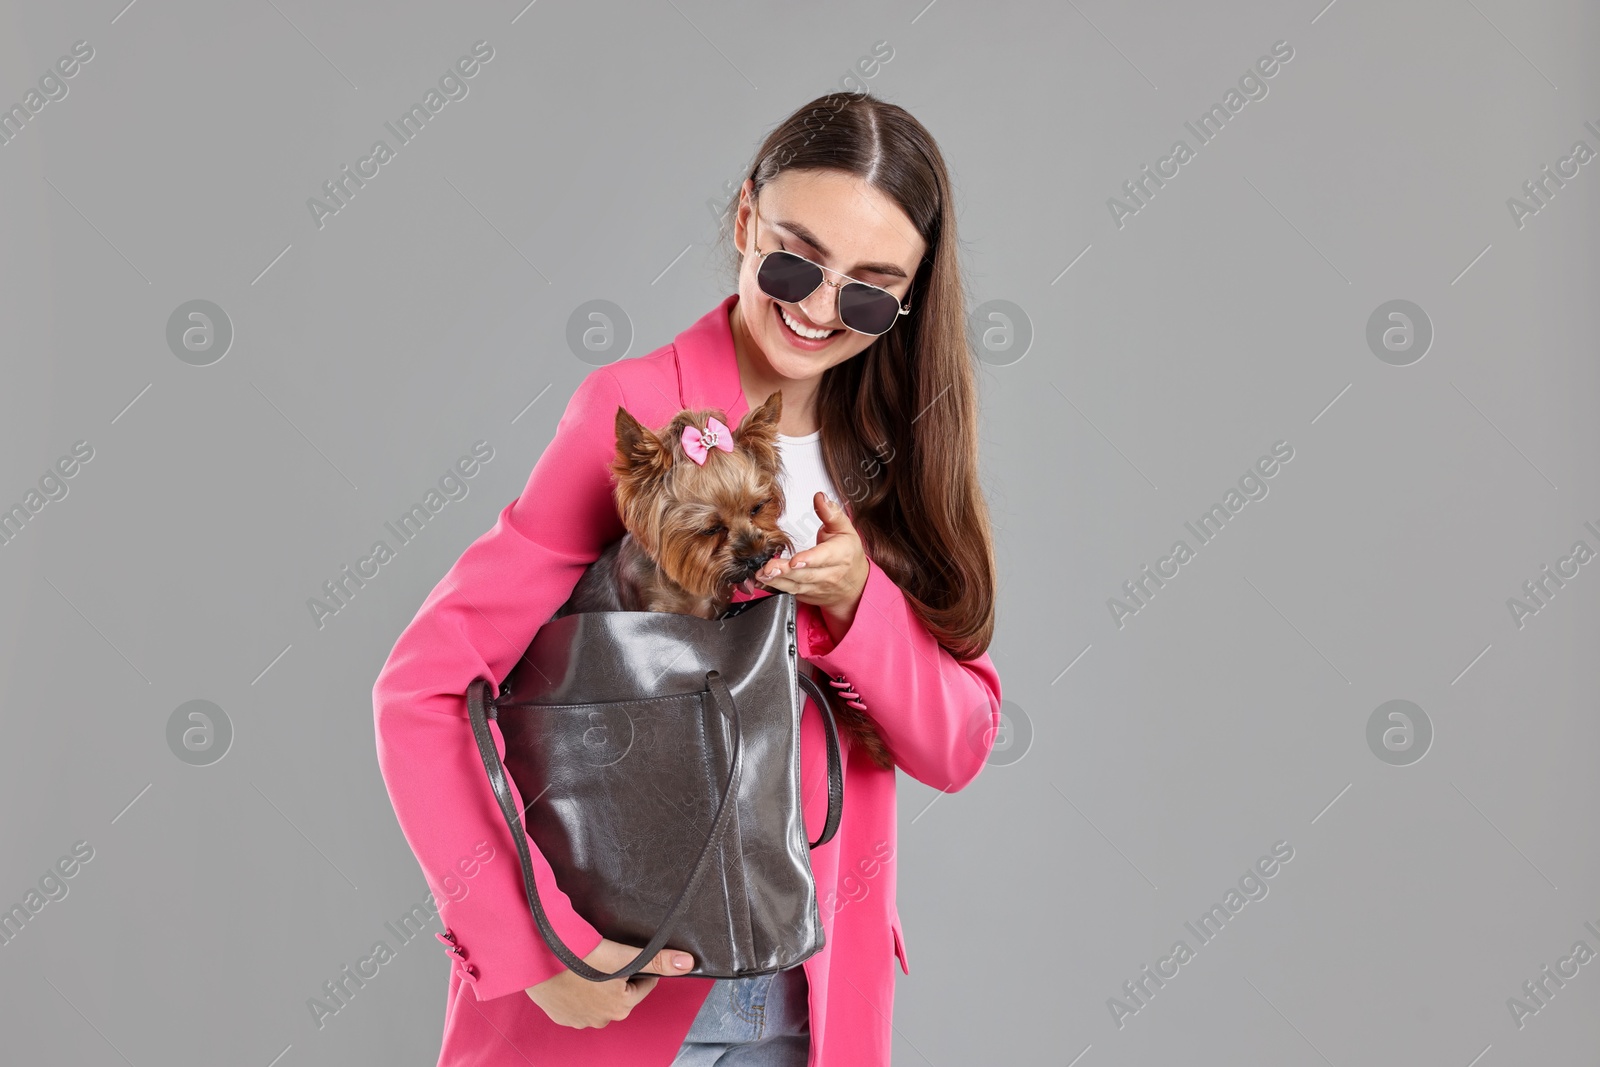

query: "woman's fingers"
(526, 939), (692, 1030)
(771, 544), (840, 580)
(645, 946), (696, 975)
(755, 563), (806, 588)
(588, 937), (694, 977)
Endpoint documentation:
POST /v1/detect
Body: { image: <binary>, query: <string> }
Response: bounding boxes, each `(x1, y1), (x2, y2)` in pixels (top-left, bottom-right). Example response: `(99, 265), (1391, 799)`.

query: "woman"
(372, 92), (1002, 1067)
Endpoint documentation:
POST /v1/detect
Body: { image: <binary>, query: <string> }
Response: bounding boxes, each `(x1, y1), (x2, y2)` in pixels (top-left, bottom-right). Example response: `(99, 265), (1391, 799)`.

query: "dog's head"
(610, 390), (793, 600)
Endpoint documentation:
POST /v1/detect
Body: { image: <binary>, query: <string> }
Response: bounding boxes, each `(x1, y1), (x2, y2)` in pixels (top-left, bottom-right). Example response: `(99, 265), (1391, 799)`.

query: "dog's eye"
(750, 499), (768, 517)
(702, 523), (726, 537)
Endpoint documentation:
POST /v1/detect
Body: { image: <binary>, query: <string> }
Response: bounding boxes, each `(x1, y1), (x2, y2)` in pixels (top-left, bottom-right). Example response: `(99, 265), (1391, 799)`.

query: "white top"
(774, 429), (839, 554)
(775, 429), (840, 676)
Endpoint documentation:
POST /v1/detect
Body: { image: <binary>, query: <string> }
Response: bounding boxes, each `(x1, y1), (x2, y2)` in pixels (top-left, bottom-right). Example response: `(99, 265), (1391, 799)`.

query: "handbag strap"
(467, 669), (745, 983)
(464, 666), (846, 984)
(797, 671), (844, 848)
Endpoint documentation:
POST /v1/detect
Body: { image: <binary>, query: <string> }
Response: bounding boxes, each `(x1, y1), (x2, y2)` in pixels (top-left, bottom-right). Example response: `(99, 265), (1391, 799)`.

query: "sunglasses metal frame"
(748, 194), (913, 337)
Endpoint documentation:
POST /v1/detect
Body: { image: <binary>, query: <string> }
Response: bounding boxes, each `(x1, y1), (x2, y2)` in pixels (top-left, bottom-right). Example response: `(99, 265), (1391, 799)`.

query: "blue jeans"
(668, 965), (811, 1066)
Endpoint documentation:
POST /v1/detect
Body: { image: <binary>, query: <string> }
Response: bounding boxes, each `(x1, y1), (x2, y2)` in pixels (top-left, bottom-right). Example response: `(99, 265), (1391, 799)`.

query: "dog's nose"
(735, 548), (776, 572)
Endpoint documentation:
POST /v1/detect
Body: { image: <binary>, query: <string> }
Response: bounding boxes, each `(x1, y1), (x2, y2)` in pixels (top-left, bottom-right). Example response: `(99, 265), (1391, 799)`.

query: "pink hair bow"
(681, 416), (734, 465)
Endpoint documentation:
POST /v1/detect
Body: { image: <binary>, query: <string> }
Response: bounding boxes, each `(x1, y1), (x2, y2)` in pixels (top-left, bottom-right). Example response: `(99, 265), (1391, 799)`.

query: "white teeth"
(780, 306), (835, 340)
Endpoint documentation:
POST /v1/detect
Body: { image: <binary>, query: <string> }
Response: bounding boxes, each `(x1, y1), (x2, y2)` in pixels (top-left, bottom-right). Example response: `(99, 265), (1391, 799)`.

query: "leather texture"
(464, 591), (846, 983)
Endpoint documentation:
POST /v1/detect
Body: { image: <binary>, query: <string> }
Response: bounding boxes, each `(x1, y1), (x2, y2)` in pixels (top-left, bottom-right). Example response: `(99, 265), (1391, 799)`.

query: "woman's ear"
(734, 178), (756, 256)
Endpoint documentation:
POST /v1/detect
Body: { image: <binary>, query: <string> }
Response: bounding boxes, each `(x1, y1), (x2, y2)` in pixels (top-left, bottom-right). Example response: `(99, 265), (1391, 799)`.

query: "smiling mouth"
(775, 302), (837, 342)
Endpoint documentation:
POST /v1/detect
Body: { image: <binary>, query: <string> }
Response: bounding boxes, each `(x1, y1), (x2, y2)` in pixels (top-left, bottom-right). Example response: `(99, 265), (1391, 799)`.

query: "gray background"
(1, 0), (1596, 1064)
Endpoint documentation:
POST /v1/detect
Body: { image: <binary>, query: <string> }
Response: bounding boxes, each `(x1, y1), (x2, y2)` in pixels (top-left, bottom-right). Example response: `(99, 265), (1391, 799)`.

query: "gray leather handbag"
(465, 591), (845, 983)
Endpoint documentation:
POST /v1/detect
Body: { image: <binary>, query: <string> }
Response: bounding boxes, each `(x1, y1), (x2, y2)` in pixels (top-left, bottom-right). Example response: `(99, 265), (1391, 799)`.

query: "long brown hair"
(719, 92), (996, 660)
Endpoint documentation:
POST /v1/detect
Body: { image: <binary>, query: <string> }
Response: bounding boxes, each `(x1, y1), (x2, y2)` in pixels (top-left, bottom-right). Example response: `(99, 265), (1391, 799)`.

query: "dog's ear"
(613, 405), (671, 481)
(739, 390), (784, 435)
(736, 390), (783, 446)
(734, 391), (784, 477)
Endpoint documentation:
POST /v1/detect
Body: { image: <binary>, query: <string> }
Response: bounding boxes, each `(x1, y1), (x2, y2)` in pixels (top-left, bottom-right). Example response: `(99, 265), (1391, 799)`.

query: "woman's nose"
(797, 282), (841, 329)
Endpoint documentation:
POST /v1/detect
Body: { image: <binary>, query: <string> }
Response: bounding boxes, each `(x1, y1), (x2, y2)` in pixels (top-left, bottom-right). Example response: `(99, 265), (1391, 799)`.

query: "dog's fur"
(555, 390), (894, 769)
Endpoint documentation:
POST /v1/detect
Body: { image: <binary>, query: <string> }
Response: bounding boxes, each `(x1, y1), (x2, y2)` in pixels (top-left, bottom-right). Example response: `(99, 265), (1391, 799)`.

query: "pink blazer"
(372, 293), (1003, 1066)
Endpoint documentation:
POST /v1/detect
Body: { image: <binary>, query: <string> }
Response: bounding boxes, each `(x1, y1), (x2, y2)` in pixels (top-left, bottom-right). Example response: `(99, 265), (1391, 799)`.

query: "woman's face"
(732, 169), (926, 382)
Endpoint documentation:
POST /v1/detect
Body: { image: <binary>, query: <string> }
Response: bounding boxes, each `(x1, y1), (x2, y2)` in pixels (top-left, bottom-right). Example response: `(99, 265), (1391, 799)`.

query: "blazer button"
(788, 644), (796, 656)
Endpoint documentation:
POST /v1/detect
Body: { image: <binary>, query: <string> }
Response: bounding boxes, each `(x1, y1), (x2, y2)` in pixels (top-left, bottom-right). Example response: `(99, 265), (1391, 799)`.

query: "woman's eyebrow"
(772, 218), (909, 279)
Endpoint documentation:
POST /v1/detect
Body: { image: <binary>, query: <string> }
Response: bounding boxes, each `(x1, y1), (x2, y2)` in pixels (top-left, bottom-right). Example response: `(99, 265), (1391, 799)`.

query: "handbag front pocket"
(496, 687), (743, 958)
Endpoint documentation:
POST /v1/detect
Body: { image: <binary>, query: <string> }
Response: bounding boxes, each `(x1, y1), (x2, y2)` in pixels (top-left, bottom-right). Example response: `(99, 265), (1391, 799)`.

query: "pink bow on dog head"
(681, 416), (734, 466)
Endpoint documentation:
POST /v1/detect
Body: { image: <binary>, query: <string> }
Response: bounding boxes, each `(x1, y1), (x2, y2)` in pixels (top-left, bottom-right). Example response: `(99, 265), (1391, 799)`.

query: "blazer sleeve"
(372, 367), (629, 1001)
(796, 555), (1003, 792)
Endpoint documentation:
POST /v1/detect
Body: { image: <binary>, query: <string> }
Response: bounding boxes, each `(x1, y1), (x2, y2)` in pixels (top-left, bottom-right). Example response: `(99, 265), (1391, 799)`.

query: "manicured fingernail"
(674, 954), (693, 970)
(794, 561), (807, 568)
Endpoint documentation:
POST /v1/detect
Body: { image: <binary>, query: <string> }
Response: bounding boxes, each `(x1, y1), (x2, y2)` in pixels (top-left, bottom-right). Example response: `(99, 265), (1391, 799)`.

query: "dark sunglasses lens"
(839, 283), (901, 335)
(757, 251), (823, 303)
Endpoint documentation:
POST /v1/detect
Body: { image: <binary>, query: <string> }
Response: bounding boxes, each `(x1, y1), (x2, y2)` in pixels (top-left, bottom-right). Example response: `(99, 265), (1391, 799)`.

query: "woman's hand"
(525, 938), (695, 1029)
(757, 492), (868, 642)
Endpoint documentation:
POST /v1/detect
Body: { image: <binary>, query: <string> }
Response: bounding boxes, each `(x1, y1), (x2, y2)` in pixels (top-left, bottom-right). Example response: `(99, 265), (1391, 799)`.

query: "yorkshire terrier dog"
(556, 390), (792, 619)
(555, 389), (894, 769)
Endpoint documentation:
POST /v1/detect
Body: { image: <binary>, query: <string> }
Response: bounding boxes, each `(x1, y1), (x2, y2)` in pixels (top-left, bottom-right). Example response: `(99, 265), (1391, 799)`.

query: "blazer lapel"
(672, 292), (749, 425)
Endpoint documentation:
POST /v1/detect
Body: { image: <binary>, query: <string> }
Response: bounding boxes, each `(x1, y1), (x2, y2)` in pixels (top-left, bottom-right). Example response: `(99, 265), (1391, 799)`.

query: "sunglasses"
(749, 196), (913, 337)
